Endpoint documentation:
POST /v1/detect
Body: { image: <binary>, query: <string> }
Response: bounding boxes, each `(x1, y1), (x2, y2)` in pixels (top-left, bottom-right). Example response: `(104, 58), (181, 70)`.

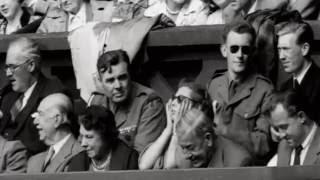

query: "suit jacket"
(0, 136), (27, 173)
(27, 135), (84, 173)
(280, 62), (320, 123)
(67, 140), (139, 171)
(277, 126), (320, 166)
(208, 136), (252, 167)
(0, 73), (64, 155)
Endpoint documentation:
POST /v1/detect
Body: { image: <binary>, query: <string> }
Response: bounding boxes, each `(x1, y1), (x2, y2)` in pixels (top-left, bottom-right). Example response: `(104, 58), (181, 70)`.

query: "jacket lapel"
(46, 135), (77, 172)
(303, 127), (320, 165)
(12, 76), (46, 138)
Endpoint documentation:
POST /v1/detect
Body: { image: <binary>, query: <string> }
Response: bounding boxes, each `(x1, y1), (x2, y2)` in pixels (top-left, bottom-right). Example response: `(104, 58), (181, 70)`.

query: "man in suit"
(0, 136), (27, 173)
(276, 21), (320, 125)
(175, 108), (252, 168)
(207, 20), (273, 164)
(265, 90), (320, 166)
(27, 93), (84, 173)
(0, 37), (64, 156)
(68, 105), (138, 171)
(90, 50), (166, 153)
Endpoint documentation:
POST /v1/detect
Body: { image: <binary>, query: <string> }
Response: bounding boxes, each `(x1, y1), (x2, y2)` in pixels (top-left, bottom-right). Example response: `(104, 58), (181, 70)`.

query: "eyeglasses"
(172, 95), (199, 104)
(229, 45), (251, 55)
(4, 60), (33, 73)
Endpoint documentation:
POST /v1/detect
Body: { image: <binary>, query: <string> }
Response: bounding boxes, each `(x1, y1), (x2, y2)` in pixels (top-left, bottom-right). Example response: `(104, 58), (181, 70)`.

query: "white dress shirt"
(21, 81), (37, 109)
(268, 124), (317, 166)
(294, 61), (311, 84)
(51, 134), (71, 158)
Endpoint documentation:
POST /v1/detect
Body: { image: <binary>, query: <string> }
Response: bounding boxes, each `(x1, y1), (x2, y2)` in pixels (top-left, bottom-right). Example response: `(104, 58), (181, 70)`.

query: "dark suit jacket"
(280, 62), (320, 123)
(277, 126), (320, 166)
(208, 136), (252, 167)
(27, 135), (84, 173)
(68, 140), (139, 171)
(0, 73), (64, 155)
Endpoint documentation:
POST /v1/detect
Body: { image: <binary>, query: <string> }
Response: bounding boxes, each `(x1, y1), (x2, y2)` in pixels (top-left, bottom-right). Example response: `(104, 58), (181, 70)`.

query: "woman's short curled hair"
(80, 105), (119, 146)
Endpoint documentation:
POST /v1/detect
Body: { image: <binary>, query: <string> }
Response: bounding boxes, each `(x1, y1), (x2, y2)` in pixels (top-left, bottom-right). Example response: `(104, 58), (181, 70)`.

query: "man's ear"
(54, 113), (67, 128)
(301, 42), (310, 57)
(28, 60), (36, 73)
(204, 132), (213, 147)
(297, 111), (307, 124)
(220, 44), (227, 58)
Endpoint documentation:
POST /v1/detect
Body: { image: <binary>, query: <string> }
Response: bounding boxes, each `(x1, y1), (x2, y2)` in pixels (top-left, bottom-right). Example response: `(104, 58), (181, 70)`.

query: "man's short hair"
(97, 50), (130, 75)
(221, 20), (256, 45)
(276, 21), (314, 54)
(8, 37), (41, 69)
(176, 108), (215, 139)
(264, 90), (315, 122)
(80, 105), (119, 146)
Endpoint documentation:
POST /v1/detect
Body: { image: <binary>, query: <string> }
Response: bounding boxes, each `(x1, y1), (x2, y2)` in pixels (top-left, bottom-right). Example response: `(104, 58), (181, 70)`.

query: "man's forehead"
(102, 62), (129, 77)
(271, 104), (291, 124)
(226, 31), (253, 45)
(6, 46), (26, 64)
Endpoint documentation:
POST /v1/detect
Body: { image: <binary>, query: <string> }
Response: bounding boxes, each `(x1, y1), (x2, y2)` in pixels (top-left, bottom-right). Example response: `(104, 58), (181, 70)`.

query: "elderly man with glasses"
(0, 37), (64, 156)
(207, 20), (274, 165)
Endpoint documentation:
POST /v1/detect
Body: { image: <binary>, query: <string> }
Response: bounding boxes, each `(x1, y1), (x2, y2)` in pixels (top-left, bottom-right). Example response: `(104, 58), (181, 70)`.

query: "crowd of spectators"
(0, 0), (320, 176)
(0, 0), (319, 34)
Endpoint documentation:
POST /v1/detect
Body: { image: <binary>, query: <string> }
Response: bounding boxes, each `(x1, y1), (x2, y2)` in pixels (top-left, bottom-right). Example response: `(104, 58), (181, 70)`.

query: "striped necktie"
(10, 94), (24, 121)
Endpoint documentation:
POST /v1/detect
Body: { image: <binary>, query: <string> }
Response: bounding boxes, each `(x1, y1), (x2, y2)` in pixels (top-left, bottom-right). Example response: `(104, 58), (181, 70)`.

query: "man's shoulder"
(217, 136), (252, 166)
(207, 69), (228, 89)
(133, 82), (161, 102)
(251, 73), (274, 90)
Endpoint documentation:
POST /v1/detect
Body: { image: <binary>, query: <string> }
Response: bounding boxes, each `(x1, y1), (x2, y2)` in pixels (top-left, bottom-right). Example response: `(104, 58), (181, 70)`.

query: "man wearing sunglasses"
(207, 20), (274, 165)
(0, 37), (64, 156)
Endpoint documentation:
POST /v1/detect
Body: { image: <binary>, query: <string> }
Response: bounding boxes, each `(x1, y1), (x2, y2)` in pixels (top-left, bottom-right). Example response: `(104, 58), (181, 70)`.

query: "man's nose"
(114, 79), (121, 89)
(81, 138), (87, 147)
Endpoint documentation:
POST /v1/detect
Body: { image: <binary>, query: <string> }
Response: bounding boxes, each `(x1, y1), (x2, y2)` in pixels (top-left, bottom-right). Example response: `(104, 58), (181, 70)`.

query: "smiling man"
(0, 37), (64, 156)
(27, 93), (84, 173)
(89, 50), (166, 153)
(175, 108), (252, 168)
(207, 20), (273, 165)
(265, 90), (320, 166)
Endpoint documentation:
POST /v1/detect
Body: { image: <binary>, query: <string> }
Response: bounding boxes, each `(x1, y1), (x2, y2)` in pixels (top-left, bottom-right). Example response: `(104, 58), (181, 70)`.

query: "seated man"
(207, 20), (274, 164)
(90, 50), (166, 153)
(68, 105), (138, 171)
(0, 37), (64, 156)
(0, 136), (27, 173)
(265, 90), (320, 166)
(175, 107), (252, 168)
(27, 93), (84, 173)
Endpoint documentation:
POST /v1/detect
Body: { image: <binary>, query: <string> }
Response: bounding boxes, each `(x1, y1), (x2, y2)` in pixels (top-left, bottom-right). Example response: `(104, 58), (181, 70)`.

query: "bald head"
(33, 93), (74, 145)
(39, 93), (73, 119)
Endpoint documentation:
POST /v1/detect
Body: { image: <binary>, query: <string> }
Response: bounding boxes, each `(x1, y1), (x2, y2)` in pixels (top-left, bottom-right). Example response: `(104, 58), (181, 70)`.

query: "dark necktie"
(293, 79), (299, 89)
(229, 81), (238, 100)
(293, 145), (303, 165)
(10, 94), (24, 121)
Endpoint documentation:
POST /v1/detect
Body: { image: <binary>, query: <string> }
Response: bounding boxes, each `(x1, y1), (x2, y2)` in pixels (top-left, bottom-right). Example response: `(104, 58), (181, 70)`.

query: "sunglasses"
(229, 45), (251, 55)
(172, 95), (199, 104)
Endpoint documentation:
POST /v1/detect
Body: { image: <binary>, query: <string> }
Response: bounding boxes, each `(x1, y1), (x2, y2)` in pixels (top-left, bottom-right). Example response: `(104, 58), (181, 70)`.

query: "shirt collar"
(294, 61), (311, 84)
(51, 134), (71, 158)
(68, 3), (87, 30)
(301, 123), (317, 149)
(22, 81), (37, 107)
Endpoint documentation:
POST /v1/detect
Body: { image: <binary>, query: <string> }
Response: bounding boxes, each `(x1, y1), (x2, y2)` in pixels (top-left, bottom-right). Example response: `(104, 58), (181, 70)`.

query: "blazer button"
(244, 113), (249, 118)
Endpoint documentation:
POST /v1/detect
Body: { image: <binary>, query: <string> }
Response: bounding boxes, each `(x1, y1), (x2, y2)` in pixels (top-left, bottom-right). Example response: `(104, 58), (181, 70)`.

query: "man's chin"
(112, 96), (127, 103)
